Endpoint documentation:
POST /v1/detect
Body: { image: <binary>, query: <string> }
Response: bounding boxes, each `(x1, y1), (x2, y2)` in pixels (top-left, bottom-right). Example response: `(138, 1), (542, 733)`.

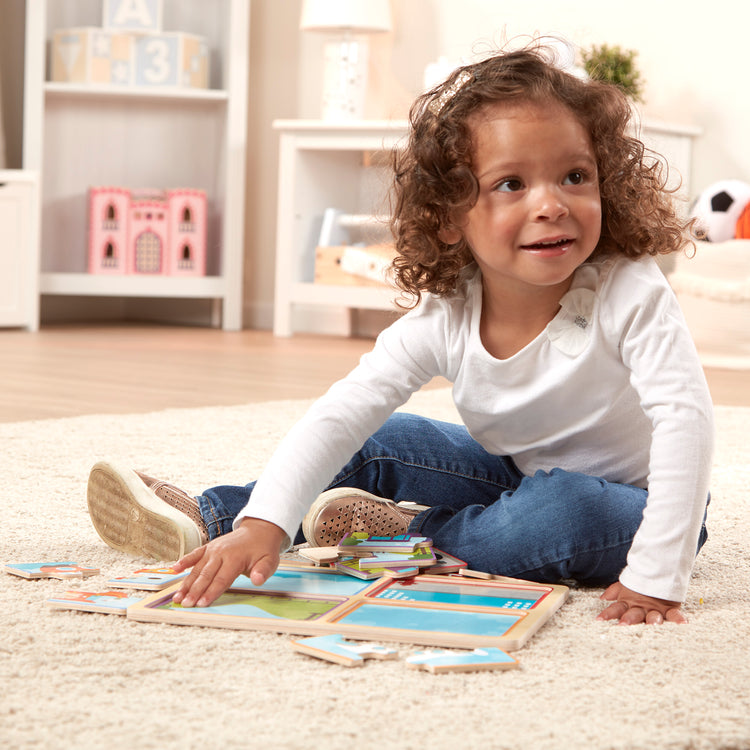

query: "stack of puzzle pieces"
(297, 532), (466, 580)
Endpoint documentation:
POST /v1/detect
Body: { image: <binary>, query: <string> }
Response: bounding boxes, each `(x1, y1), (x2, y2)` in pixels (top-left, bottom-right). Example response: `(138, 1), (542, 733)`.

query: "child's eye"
(563, 170), (586, 185)
(495, 177), (523, 192)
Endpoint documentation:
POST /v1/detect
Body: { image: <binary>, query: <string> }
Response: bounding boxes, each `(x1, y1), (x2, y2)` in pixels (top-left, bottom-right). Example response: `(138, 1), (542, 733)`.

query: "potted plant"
(581, 44), (644, 102)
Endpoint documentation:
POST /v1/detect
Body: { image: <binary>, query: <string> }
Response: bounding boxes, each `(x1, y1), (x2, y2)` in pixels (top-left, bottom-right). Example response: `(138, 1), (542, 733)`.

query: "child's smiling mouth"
(521, 237), (575, 254)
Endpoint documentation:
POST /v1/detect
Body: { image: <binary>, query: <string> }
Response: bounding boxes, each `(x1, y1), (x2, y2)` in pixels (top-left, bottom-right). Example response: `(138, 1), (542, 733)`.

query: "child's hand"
(597, 581), (686, 625)
(171, 518), (286, 608)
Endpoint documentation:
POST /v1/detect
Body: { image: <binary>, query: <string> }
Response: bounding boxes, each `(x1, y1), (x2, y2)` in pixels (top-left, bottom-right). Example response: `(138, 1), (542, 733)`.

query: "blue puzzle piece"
(406, 647), (519, 673)
(292, 634), (398, 667)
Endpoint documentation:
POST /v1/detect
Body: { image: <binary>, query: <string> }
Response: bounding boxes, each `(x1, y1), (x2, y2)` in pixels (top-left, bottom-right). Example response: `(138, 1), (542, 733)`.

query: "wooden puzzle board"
(128, 565), (568, 651)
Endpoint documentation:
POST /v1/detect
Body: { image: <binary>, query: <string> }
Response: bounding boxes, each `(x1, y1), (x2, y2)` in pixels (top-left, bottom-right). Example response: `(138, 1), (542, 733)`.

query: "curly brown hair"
(390, 44), (690, 306)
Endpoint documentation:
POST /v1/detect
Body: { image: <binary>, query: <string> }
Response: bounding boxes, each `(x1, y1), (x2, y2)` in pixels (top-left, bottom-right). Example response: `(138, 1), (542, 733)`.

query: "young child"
(87, 45), (713, 626)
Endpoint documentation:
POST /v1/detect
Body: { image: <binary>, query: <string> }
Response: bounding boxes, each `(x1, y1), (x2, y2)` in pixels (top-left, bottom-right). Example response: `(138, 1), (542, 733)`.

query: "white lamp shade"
(300, 0), (392, 33)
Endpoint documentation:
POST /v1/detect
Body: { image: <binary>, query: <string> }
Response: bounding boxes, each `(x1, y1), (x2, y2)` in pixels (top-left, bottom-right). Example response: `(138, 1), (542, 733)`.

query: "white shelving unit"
(272, 119), (408, 337)
(23, 0), (249, 330)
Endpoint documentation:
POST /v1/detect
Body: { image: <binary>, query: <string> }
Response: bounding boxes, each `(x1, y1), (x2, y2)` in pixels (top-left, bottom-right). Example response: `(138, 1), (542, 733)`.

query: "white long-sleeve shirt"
(236, 255), (714, 602)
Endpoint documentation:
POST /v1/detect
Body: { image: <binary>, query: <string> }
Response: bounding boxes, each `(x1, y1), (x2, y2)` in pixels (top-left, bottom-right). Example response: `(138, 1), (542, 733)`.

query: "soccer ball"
(690, 179), (750, 242)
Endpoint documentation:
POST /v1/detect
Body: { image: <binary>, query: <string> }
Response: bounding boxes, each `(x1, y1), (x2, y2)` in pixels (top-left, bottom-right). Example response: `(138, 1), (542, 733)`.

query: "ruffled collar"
(547, 287), (597, 356)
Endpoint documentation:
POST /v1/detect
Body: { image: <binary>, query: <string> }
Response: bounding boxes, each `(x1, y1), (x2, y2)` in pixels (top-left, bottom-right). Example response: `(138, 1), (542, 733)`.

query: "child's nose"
(533, 187), (569, 221)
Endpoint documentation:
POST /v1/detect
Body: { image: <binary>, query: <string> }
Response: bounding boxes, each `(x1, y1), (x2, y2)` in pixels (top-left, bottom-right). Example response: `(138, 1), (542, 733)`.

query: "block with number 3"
(135, 32), (208, 89)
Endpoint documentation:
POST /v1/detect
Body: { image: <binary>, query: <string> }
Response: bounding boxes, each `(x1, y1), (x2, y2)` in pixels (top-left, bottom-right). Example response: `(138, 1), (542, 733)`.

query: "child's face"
(452, 99), (602, 298)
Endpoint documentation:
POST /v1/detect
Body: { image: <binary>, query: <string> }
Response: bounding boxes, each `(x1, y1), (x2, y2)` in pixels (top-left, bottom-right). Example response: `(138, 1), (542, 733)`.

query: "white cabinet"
(0, 171), (40, 330)
(272, 120), (407, 337)
(23, 0), (249, 330)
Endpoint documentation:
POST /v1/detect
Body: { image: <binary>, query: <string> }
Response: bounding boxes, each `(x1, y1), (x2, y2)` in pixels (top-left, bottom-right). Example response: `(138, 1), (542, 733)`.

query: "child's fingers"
(173, 554), (212, 604)
(171, 547), (209, 603)
(190, 558), (248, 608)
(173, 546), (205, 573)
(596, 600), (628, 622)
(599, 581), (621, 601)
(617, 606), (648, 625)
(170, 520), (284, 607)
(249, 556), (277, 587)
(664, 606), (688, 624)
(597, 598), (687, 625)
(178, 556), (225, 608)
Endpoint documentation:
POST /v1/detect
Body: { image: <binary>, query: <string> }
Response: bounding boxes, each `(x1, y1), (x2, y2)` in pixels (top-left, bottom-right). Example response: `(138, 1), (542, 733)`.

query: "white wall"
(297, 0), (748, 192)
(259, 0), (746, 332)
(418, 0), (749, 193)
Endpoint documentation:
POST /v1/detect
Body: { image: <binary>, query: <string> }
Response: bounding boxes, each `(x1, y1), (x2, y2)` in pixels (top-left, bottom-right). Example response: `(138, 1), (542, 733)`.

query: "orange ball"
(736, 201), (750, 239)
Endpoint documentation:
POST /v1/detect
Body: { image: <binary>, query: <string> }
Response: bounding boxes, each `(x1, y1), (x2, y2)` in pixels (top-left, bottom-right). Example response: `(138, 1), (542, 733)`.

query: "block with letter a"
(103, 0), (163, 33)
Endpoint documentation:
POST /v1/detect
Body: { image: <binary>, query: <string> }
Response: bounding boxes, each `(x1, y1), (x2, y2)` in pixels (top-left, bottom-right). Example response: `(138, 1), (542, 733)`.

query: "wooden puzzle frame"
(127, 564), (568, 651)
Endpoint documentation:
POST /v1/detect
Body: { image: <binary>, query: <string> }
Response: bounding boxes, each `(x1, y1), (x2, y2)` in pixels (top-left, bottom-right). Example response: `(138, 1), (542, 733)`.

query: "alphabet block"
(103, 0), (163, 33)
(134, 33), (209, 89)
(52, 28), (135, 85)
(51, 27), (208, 90)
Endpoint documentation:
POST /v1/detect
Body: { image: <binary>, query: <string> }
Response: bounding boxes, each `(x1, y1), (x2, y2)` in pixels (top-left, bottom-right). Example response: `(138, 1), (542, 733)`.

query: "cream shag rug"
(2, 390), (749, 750)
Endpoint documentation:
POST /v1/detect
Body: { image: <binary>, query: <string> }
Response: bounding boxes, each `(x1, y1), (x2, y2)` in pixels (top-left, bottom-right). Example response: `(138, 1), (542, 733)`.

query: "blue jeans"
(198, 413), (708, 586)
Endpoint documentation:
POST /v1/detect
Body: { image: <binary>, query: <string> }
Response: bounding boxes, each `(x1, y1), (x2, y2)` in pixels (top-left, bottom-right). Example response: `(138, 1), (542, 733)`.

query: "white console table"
(272, 120), (408, 337)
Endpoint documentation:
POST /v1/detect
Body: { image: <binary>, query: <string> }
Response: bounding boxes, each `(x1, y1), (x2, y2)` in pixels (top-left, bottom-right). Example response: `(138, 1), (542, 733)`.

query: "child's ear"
(438, 226), (462, 245)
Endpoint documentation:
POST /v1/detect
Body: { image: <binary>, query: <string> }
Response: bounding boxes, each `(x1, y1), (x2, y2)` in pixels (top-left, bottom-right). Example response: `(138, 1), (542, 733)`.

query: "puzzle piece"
(334, 556), (420, 580)
(357, 548), (436, 569)
(382, 566), (420, 579)
(297, 547), (340, 566)
(337, 532), (433, 555)
(4, 562), (100, 580)
(46, 590), (144, 615)
(333, 557), (381, 580)
(423, 549), (467, 574)
(107, 567), (187, 590)
(291, 634), (398, 667)
(332, 549), (465, 578)
(458, 568), (550, 586)
(457, 567), (495, 580)
(406, 647), (519, 673)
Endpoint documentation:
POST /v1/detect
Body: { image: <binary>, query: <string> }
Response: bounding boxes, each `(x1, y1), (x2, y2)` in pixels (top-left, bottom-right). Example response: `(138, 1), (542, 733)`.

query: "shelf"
(274, 119), (408, 152)
(274, 119), (409, 132)
(290, 282), (398, 311)
(23, 0), (249, 330)
(44, 82), (228, 103)
(640, 119), (702, 138)
(338, 214), (390, 228)
(40, 273), (226, 298)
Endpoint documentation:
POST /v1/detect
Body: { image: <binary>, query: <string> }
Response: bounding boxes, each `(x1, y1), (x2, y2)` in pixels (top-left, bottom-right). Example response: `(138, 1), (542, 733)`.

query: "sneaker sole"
(87, 461), (201, 560)
(301, 488), (405, 547)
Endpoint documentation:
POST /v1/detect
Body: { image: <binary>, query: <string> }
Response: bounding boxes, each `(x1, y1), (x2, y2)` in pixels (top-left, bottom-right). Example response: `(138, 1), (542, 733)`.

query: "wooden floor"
(0, 324), (746, 423)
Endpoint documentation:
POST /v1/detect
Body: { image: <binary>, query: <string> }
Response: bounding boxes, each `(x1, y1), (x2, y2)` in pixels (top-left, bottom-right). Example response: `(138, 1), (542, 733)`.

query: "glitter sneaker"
(301, 488), (424, 547)
(87, 461), (209, 560)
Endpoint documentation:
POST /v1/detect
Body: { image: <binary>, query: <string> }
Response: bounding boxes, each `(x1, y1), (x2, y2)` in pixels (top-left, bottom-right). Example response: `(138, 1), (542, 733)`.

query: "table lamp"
(300, 0), (392, 120)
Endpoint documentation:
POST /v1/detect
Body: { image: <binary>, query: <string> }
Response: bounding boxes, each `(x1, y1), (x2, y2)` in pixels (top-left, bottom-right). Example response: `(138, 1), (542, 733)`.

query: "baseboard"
(244, 300), (394, 338)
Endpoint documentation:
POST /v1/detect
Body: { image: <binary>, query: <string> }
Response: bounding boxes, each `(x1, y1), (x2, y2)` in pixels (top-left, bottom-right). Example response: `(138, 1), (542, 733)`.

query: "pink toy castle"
(88, 186), (207, 276)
